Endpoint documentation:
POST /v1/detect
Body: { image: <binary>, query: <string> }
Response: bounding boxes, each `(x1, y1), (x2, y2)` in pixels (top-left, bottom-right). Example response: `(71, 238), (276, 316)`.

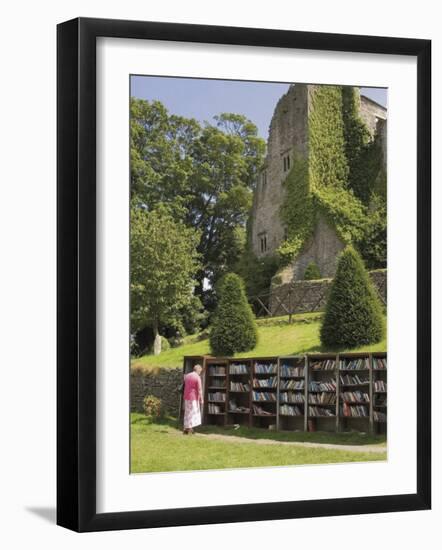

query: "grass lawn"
(130, 414), (387, 473)
(131, 313), (387, 371)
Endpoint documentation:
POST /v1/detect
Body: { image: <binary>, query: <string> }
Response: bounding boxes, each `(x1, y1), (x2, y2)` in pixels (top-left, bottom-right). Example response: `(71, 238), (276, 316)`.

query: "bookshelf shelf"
(184, 352), (386, 434)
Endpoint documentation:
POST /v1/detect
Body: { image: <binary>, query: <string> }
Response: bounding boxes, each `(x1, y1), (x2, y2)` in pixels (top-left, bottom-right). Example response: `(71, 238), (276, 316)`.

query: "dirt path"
(194, 433), (386, 454)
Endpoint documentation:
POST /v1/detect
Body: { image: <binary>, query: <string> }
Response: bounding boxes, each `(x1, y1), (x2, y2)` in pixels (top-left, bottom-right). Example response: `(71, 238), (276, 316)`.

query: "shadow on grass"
(130, 413), (385, 446)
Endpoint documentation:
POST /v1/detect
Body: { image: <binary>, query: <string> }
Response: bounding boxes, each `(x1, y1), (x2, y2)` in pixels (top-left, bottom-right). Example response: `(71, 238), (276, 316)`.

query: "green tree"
(130, 206), (201, 354)
(130, 99), (266, 292)
(210, 273), (258, 355)
(320, 246), (384, 348)
(303, 261), (321, 280)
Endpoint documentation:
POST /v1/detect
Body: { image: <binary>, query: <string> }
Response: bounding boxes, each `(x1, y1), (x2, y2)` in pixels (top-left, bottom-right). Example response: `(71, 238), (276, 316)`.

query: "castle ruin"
(250, 84), (387, 287)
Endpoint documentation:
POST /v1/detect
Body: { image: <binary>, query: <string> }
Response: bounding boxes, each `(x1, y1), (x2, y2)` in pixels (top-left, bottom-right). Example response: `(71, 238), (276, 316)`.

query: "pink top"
(183, 371), (203, 402)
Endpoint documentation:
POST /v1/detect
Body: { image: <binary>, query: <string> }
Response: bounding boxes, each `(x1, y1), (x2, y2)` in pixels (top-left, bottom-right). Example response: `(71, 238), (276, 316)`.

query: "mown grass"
(130, 414), (387, 473)
(131, 313), (387, 372)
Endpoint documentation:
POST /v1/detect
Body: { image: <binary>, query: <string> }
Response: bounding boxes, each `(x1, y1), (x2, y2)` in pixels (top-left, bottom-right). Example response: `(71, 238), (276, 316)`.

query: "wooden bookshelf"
(204, 359), (228, 426)
(182, 352), (387, 434)
(227, 359), (253, 427)
(251, 357), (278, 430)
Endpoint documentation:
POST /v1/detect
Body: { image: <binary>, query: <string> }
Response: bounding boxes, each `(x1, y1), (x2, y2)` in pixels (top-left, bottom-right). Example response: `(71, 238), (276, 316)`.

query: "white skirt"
(183, 400), (202, 429)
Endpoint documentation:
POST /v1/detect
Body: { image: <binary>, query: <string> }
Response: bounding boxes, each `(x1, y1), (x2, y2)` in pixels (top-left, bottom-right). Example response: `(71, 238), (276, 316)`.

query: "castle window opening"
(259, 233), (268, 253)
(283, 154), (290, 172)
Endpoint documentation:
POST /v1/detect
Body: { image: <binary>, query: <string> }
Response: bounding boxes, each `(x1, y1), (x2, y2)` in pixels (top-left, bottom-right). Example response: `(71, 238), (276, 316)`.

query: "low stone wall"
(130, 367), (183, 416)
(269, 269), (386, 316)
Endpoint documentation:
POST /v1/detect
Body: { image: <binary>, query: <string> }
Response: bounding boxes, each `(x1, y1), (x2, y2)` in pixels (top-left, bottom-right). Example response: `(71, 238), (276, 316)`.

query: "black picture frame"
(57, 17), (431, 532)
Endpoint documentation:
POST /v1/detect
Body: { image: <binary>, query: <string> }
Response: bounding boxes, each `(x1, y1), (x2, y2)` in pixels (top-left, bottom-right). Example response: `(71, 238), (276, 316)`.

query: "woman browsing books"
(183, 364), (204, 435)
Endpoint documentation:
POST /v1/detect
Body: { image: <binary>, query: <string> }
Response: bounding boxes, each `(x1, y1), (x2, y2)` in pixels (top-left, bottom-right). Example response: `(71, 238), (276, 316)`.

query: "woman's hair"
(193, 364), (202, 372)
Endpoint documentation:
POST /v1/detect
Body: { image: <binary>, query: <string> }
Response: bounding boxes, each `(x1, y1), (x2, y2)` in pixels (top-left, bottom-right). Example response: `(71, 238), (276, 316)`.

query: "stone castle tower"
(250, 84), (387, 285)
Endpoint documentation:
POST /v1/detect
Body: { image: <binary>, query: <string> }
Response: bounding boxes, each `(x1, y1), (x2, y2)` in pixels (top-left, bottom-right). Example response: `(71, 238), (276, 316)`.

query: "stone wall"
(269, 269), (386, 316)
(291, 215), (346, 280)
(131, 367), (183, 416)
(250, 84), (309, 257)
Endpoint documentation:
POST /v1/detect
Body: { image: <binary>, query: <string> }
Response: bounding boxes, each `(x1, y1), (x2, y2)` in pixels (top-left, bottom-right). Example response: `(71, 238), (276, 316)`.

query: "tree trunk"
(153, 320), (162, 356)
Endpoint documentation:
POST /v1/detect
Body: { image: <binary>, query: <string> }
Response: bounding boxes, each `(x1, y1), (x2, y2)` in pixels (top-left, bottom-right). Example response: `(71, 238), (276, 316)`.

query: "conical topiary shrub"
(210, 273), (258, 356)
(320, 246), (384, 348)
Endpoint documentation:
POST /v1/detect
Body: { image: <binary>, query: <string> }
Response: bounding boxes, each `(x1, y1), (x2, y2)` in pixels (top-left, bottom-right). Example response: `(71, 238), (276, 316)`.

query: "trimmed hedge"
(210, 273), (258, 356)
(320, 246), (384, 348)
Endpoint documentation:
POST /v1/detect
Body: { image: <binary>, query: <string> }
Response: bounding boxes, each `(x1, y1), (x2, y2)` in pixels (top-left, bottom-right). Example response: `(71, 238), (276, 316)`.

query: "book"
(340, 374), (370, 386)
(252, 391), (277, 402)
(374, 380), (387, 392)
(340, 390), (370, 403)
(280, 392), (304, 404)
(228, 399), (250, 413)
(280, 404), (303, 416)
(210, 378), (226, 388)
(208, 391), (226, 402)
(252, 404), (275, 416)
(229, 363), (249, 375)
(280, 379), (304, 390)
(373, 410), (387, 422)
(308, 406), (334, 417)
(280, 364), (305, 377)
(230, 381), (250, 392)
(208, 403), (223, 414)
(309, 380), (336, 392)
(340, 403), (369, 417)
(310, 359), (336, 371)
(253, 376), (277, 388)
(373, 357), (387, 370)
(339, 358), (370, 370)
(209, 365), (226, 376)
(254, 362), (278, 374)
(308, 392), (336, 405)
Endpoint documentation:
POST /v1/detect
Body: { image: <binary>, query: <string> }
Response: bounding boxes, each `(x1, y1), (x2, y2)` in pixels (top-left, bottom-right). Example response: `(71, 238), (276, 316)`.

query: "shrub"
(142, 395), (163, 420)
(320, 246), (384, 348)
(303, 261), (321, 280)
(210, 273), (258, 356)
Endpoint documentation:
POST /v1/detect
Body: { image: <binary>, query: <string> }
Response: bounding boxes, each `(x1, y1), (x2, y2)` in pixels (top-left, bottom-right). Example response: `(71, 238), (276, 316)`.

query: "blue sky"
(131, 75), (387, 140)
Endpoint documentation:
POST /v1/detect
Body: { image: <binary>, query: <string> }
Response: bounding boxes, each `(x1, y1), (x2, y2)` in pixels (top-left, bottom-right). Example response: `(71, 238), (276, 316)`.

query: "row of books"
(341, 403), (369, 417)
(254, 362), (278, 374)
(308, 406), (335, 417)
(253, 377), (277, 388)
(374, 380), (387, 392)
(280, 392), (304, 403)
(208, 403), (223, 414)
(280, 404), (303, 416)
(374, 410), (387, 422)
(230, 381), (250, 392)
(252, 391), (277, 402)
(309, 380), (336, 392)
(210, 378), (226, 388)
(309, 392), (336, 405)
(280, 379), (304, 390)
(280, 364), (305, 378)
(228, 400), (250, 413)
(229, 363), (248, 375)
(252, 404), (274, 416)
(208, 392), (226, 402)
(209, 365), (226, 376)
(340, 374), (369, 386)
(373, 357), (387, 370)
(340, 391), (370, 403)
(310, 359), (336, 371)
(339, 358), (370, 370)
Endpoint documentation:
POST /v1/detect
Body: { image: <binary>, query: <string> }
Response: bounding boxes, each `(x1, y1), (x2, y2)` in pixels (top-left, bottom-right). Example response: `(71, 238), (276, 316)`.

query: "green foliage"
(130, 99), (266, 291)
(210, 273), (258, 355)
(236, 246), (280, 298)
(278, 86), (386, 270)
(142, 395), (163, 421)
(303, 261), (321, 280)
(130, 206), (201, 337)
(356, 196), (387, 269)
(309, 86), (349, 191)
(320, 246), (384, 348)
